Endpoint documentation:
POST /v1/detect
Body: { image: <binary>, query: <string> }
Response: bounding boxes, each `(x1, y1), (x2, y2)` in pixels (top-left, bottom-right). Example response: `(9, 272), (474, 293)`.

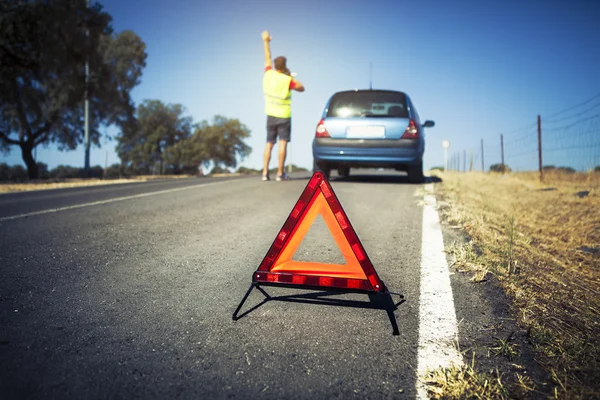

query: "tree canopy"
(118, 101), (252, 175)
(117, 100), (193, 175)
(165, 115), (252, 172)
(0, 0), (147, 178)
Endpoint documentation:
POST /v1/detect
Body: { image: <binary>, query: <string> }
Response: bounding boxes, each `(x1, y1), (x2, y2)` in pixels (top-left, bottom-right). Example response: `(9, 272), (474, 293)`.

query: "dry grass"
(433, 170), (600, 399)
(0, 174), (198, 193)
(424, 353), (510, 400)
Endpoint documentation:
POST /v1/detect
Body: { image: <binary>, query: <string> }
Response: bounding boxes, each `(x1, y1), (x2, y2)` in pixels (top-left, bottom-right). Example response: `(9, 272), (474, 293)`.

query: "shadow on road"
(267, 172), (443, 185)
(232, 285), (406, 336)
(331, 174), (443, 185)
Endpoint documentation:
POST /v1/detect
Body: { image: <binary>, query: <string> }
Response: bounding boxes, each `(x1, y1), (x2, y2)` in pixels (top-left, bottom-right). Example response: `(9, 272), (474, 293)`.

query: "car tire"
(313, 159), (331, 179)
(337, 167), (350, 178)
(407, 162), (425, 183)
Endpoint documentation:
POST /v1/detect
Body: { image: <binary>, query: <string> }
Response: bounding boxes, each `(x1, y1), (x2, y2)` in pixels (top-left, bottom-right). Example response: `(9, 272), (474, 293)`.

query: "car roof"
(333, 89), (408, 95)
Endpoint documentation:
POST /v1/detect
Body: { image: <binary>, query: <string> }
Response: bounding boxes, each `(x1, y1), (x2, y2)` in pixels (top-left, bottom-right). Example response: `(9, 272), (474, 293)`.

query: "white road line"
(416, 183), (463, 399)
(0, 180), (233, 222)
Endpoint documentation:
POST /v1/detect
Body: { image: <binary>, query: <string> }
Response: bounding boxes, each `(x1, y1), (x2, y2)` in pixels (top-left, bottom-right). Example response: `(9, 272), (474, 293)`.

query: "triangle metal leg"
(232, 283), (272, 321)
(232, 283), (256, 321)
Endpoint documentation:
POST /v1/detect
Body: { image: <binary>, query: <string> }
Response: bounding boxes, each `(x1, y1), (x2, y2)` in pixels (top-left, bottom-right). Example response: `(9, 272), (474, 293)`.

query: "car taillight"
(315, 119), (330, 138)
(401, 119), (419, 139)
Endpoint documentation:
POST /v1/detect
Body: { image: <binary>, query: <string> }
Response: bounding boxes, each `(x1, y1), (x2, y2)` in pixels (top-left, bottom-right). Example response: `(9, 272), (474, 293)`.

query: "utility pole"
(463, 150), (466, 172)
(538, 114), (543, 182)
(500, 133), (505, 174)
(83, 0), (91, 174)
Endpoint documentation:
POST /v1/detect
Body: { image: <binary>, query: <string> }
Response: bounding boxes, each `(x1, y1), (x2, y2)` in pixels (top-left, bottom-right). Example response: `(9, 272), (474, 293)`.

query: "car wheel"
(407, 162), (425, 183)
(313, 159), (331, 179)
(337, 167), (350, 178)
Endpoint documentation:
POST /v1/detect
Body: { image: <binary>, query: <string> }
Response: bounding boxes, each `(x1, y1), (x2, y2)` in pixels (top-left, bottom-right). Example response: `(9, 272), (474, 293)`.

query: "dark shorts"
(266, 116), (291, 143)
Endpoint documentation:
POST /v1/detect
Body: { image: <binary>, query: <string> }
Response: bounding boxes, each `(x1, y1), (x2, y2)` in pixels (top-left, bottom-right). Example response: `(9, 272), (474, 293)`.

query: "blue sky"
(3, 0), (600, 171)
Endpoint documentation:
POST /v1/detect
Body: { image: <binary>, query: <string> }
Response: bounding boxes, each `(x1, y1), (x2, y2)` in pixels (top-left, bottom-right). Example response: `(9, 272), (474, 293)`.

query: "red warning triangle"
(253, 171), (386, 292)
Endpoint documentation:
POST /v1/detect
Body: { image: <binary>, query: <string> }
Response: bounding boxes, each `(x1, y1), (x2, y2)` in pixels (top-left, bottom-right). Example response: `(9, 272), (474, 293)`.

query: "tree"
(0, 0), (147, 179)
(168, 115), (252, 172)
(117, 100), (192, 175)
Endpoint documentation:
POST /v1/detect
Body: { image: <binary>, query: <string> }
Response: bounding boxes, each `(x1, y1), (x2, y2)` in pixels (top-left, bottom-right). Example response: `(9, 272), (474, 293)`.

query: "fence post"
(501, 133), (505, 174)
(470, 150), (474, 172)
(481, 138), (484, 172)
(538, 114), (543, 182)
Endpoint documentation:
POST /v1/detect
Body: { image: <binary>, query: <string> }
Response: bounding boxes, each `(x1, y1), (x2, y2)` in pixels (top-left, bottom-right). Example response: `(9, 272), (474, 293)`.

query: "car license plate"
(346, 126), (385, 138)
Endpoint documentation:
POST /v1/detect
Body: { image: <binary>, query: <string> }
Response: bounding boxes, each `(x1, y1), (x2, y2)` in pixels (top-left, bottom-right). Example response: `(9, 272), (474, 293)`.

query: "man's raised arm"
(262, 31), (272, 68)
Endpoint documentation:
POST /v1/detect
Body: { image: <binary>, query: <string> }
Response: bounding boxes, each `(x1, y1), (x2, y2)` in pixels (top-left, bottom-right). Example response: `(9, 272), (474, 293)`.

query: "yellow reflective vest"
(263, 69), (292, 118)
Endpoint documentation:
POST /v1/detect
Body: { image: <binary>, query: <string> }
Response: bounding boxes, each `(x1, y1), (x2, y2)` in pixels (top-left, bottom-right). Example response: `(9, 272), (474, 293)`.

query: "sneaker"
(262, 174), (270, 181)
(276, 173), (290, 181)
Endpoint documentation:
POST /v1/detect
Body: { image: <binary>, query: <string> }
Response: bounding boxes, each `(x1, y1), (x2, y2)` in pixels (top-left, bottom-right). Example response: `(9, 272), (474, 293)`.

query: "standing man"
(261, 30), (305, 181)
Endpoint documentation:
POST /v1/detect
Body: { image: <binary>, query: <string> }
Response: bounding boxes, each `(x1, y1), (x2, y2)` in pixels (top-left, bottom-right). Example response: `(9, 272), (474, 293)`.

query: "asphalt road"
(0, 171), (542, 399)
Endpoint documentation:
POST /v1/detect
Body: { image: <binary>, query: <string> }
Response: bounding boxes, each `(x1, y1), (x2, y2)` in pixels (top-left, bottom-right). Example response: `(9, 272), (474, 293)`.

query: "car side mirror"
(422, 120), (435, 128)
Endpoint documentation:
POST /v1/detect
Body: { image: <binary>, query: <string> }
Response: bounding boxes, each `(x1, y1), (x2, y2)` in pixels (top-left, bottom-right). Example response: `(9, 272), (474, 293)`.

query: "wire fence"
(447, 93), (600, 176)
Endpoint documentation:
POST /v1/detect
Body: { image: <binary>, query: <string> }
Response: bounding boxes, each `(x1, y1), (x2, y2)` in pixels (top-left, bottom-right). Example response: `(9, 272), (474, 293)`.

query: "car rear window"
(327, 91), (408, 118)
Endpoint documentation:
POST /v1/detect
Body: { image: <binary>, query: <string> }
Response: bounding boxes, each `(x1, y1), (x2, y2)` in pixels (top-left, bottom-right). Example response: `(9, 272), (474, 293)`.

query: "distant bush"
(11, 165), (28, 181)
(48, 165), (105, 179)
(210, 165), (230, 175)
(236, 166), (260, 175)
(430, 166), (445, 172)
(542, 165), (556, 171)
(0, 163), (11, 181)
(182, 165), (200, 175)
(50, 165), (80, 179)
(103, 164), (123, 179)
(87, 165), (104, 179)
(489, 163), (511, 173)
(288, 164), (308, 172)
(595, 165), (600, 172)
(556, 166), (576, 174)
(267, 164), (308, 174)
(0, 163), (28, 182)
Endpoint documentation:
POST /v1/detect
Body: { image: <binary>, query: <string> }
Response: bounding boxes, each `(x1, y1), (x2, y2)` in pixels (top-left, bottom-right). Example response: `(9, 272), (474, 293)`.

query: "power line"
(544, 97), (600, 123)
(543, 112), (600, 132)
(501, 122), (537, 138)
(505, 149), (538, 158)
(545, 92), (600, 120)
(544, 143), (600, 152)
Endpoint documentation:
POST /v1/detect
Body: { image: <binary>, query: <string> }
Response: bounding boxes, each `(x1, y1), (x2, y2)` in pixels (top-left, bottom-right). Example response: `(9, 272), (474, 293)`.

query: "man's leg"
(276, 117), (291, 179)
(263, 142), (274, 177)
(263, 116), (278, 179)
(277, 139), (288, 177)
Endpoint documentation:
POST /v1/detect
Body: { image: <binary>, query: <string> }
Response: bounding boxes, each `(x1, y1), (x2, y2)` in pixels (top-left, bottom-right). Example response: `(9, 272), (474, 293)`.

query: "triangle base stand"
(232, 281), (405, 336)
